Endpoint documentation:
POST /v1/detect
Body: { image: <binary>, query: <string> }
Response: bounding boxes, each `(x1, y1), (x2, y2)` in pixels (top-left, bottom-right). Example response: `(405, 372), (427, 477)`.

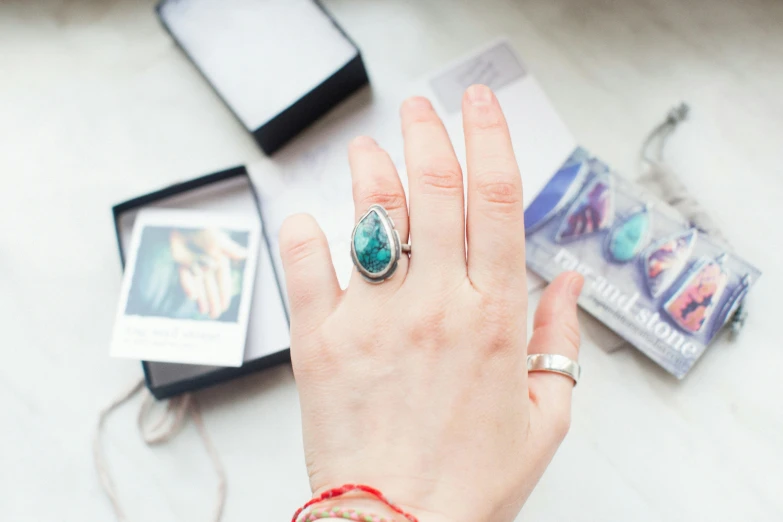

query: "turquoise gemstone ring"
(350, 204), (410, 283)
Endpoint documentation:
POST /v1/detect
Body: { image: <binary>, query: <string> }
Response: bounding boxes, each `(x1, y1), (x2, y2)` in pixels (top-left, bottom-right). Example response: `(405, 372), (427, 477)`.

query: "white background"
(1, 0), (782, 521)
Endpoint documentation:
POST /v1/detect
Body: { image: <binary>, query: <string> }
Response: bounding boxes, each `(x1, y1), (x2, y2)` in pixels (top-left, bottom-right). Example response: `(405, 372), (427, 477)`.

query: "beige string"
(93, 379), (227, 522)
(638, 103), (726, 242)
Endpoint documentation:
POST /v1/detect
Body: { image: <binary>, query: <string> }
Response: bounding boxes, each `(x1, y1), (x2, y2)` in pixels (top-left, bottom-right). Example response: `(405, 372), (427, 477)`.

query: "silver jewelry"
(350, 204), (410, 284)
(526, 353), (581, 386)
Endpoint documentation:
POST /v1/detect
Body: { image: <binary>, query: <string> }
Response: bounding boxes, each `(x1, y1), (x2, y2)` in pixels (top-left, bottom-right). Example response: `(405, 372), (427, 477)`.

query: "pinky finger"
(279, 214), (341, 335)
(179, 267), (198, 300)
(527, 272), (583, 443)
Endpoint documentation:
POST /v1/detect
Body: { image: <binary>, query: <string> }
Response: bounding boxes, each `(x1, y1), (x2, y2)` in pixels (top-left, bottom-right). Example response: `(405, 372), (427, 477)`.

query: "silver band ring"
(351, 204), (410, 284)
(527, 353), (581, 386)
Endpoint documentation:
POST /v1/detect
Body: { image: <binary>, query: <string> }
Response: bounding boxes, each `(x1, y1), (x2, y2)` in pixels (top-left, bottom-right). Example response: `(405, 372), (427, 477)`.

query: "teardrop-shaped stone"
(524, 160), (587, 232)
(555, 175), (614, 243)
(643, 228), (697, 297)
(607, 207), (651, 262)
(663, 254), (729, 333)
(353, 209), (393, 274)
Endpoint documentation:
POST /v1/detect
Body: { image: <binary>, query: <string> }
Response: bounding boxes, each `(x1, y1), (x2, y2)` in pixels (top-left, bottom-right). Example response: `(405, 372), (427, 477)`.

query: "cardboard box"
(157, 0), (369, 154)
(112, 168), (291, 398)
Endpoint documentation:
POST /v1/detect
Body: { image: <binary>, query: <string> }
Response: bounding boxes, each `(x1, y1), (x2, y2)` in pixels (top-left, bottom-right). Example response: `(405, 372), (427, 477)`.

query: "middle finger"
(400, 96), (466, 282)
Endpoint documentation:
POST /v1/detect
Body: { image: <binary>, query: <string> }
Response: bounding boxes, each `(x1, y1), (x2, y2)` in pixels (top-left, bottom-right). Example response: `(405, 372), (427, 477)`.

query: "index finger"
(462, 84), (526, 295)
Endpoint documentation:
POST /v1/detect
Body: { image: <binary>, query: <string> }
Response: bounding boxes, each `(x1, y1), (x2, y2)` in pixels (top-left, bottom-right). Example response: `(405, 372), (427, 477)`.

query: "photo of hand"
(125, 226), (250, 322)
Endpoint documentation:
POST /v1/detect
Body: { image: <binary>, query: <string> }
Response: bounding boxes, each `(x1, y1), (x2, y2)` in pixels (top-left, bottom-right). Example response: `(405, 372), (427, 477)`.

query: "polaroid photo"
(110, 208), (260, 367)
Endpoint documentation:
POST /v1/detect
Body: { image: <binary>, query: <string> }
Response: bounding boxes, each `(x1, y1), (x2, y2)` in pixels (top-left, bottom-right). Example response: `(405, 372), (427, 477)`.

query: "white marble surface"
(1, 0), (782, 520)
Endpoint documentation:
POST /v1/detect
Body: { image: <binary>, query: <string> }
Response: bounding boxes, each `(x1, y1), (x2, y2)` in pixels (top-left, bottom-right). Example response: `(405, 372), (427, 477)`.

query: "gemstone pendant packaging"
(525, 147), (762, 379)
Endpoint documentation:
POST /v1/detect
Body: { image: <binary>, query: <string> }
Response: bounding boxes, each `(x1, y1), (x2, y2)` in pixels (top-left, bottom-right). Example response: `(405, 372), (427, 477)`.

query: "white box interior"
(117, 175), (290, 388)
(158, 0), (358, 131)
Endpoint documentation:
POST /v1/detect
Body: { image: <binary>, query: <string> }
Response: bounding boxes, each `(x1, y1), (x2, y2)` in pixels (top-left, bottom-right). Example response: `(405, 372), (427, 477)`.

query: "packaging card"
(110, 209), (260, 367)
(524, 147), (761, 378)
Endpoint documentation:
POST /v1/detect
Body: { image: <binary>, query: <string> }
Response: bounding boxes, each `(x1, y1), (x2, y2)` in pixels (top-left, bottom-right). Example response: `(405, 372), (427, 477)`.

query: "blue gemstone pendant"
(605, 205), (652, 262)
(351, 205), (403, 283)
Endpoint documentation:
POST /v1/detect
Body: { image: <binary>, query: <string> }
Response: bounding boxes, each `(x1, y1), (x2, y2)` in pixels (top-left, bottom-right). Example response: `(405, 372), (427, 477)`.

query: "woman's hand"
(170, 229), (247, 319)
(280, 85), (583, 522)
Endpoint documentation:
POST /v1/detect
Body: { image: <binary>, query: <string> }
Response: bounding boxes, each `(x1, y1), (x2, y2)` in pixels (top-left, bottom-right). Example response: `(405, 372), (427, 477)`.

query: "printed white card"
(110, 209), (260, 367)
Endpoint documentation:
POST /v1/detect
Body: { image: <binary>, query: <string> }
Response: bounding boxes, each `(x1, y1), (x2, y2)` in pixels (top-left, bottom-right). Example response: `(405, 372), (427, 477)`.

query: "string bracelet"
(292, 484), (419, 522)
(301, 507), (393, 522)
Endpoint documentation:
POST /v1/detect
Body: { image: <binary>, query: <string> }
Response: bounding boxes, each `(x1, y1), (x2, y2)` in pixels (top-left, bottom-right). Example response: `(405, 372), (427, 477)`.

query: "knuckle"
(406, 305), (449, 350)
(416, 160), (463, 195)
(280, 228), (323, 268)
(467, 104), (507, 133)
(475, 174), (522, 207)
(355, 184), (407, 213)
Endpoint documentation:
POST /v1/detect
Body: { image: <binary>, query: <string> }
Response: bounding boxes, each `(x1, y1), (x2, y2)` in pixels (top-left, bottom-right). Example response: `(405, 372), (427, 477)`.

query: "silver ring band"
(527, 353), (581, 386)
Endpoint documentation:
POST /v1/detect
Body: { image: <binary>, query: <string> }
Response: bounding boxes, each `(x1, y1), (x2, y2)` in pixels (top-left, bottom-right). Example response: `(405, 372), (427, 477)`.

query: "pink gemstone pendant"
(663, 253), (730, 333)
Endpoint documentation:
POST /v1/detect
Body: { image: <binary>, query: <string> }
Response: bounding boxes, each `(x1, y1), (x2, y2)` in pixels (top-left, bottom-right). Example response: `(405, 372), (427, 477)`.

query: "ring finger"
(347, 135), (409, 292)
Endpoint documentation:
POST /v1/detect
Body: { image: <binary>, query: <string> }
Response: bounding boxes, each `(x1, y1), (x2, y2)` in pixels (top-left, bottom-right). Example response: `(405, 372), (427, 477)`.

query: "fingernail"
(403, 96), (432, 111)
(466, 84), (492, 105)
(569, 274), (585, 300)
(350, 135), (377, 149)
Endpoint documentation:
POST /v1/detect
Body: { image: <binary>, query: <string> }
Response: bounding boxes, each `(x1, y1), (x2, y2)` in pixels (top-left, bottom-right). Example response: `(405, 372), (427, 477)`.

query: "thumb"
(526, 271), (583, 440)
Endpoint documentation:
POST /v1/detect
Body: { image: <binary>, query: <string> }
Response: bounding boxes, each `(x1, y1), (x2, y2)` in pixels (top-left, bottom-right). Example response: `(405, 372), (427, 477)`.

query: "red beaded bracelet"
(292, 484), (419, 522)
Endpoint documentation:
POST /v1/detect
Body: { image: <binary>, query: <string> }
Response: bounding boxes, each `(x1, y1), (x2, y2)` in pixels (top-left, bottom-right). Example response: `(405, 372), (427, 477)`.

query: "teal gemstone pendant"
(351, 205), (403, 283)
(605, 205), (652, 262)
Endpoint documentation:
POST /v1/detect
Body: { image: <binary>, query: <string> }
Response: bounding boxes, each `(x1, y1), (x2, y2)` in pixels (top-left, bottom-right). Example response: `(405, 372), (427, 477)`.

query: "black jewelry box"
(112, 167), (291, 399)
(156, 0), (370, 155)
